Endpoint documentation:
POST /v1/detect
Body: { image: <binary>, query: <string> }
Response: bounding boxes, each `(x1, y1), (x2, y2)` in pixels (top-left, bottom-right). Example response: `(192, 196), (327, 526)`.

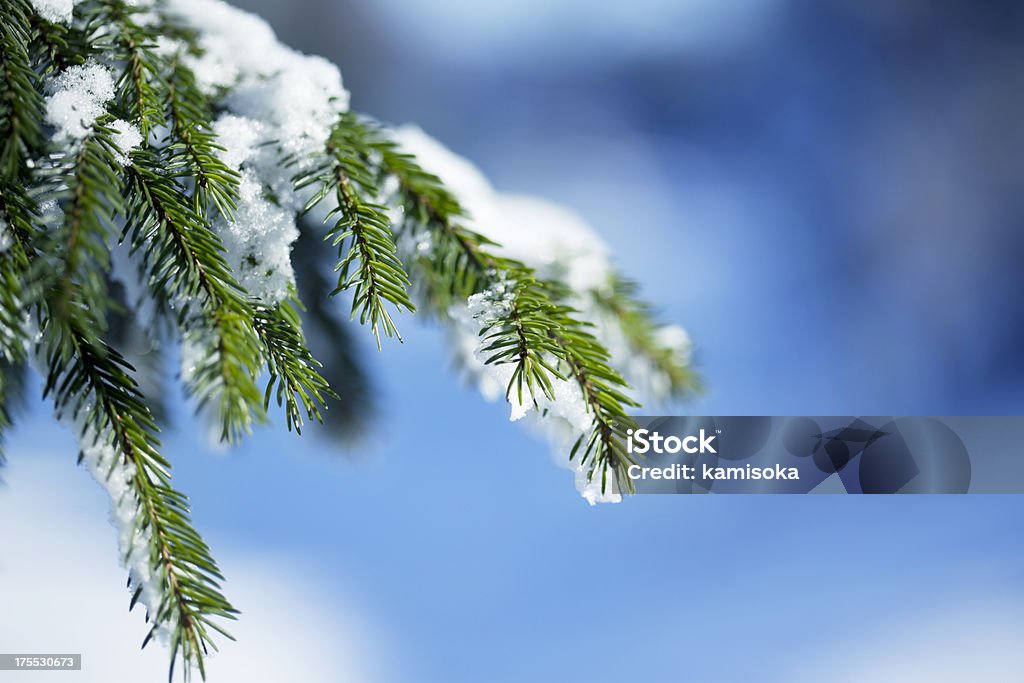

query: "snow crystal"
(44, 61), (115, 143)
(108, 119), (143, 166)
(29, 0), (75, 24)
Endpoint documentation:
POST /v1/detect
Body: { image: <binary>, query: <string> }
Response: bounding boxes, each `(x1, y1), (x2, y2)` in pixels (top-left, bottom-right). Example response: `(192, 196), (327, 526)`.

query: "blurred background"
(3, 1), (1024, 681)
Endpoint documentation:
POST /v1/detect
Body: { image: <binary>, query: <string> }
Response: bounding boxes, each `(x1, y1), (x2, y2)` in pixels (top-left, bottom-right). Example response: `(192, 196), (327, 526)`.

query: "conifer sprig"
(0, 185), (36, 359)
(45, 119), (127, 338)
(296, 113), (415, 349)
(254, 297), (335, 432)
(102, 0), (165, 136)
(40, 304), (236, 683)
(165, 55), (239, 219)
(0, 0), (43, 180)
(123, 148), (267, 442)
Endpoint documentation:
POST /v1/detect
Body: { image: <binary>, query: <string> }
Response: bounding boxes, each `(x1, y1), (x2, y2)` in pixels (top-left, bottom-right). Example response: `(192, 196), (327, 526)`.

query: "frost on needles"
(0, 0), (698, 678)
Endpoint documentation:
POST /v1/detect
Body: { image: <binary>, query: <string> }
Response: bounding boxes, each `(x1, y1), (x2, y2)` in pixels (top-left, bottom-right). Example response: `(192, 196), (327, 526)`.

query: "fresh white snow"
(44, 61), (115, 143)
(29, 0), (76, 24)
(108, 119), (143, 166)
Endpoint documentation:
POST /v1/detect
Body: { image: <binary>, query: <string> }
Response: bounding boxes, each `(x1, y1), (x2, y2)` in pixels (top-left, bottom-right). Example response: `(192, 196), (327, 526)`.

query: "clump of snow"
(392, 126), (610, 292)
(29, 0), (76, 24)
(576, 466), (623, 505)
(655, 324), (692, 362)
(108, 119), (143, 166)
(166, 0), (349, 177)
(465, 278), (514, 325)
(166, 0), (281, 94)
(152, 35), (185, 59)
(37, 199), (64, 228)
(216, 173), (299, 303)
(0, 217), (10, 253)
(44, 61), (115, 143)
(228, 54), (347, 163)
(207, 114), (298, 304)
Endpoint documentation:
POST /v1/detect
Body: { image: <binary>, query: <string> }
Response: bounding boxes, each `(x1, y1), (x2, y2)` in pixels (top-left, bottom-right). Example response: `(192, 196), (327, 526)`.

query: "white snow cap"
(108, 119), (144, 166)
(44, 61), (116, 143)
(29, 0), (76, 24)
(392, 125), (612, 294)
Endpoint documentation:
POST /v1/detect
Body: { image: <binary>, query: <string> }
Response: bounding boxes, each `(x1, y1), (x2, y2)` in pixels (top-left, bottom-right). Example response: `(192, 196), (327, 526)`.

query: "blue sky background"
(4, 0), (1024, 681)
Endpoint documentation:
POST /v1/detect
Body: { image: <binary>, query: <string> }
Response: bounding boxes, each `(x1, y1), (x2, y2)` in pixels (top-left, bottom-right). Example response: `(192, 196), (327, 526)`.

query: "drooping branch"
(296, 113), (416, 349)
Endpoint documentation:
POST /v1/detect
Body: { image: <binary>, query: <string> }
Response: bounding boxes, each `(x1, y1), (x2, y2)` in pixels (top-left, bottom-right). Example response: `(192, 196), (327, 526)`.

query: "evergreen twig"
(296, 113), (415, 349)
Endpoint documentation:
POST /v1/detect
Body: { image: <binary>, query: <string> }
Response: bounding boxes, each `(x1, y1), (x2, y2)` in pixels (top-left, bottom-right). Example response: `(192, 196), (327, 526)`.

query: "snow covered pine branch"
(0, 0), (698, 678)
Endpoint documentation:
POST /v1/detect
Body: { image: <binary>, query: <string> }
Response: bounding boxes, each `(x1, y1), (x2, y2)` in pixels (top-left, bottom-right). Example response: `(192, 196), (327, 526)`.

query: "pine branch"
(0, 0), (699, 675)
(123, 148), (266, 442)
(474, 274), (567, 406)
(0, 0), (43, 181)
(293, 220), (375, 442)
(370, 128), (497, 312)
(253, 296), (335, 433)
(550, 312), (639, 493)
(6, 176), (234, 678)
(0, 184), (36, 360)
(101, 0), (166, 136)
(38, 119), (127, 340)
(40, 303), (236, 682)
(0, 184), (33, 474)
(296, 114), (415, 349)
